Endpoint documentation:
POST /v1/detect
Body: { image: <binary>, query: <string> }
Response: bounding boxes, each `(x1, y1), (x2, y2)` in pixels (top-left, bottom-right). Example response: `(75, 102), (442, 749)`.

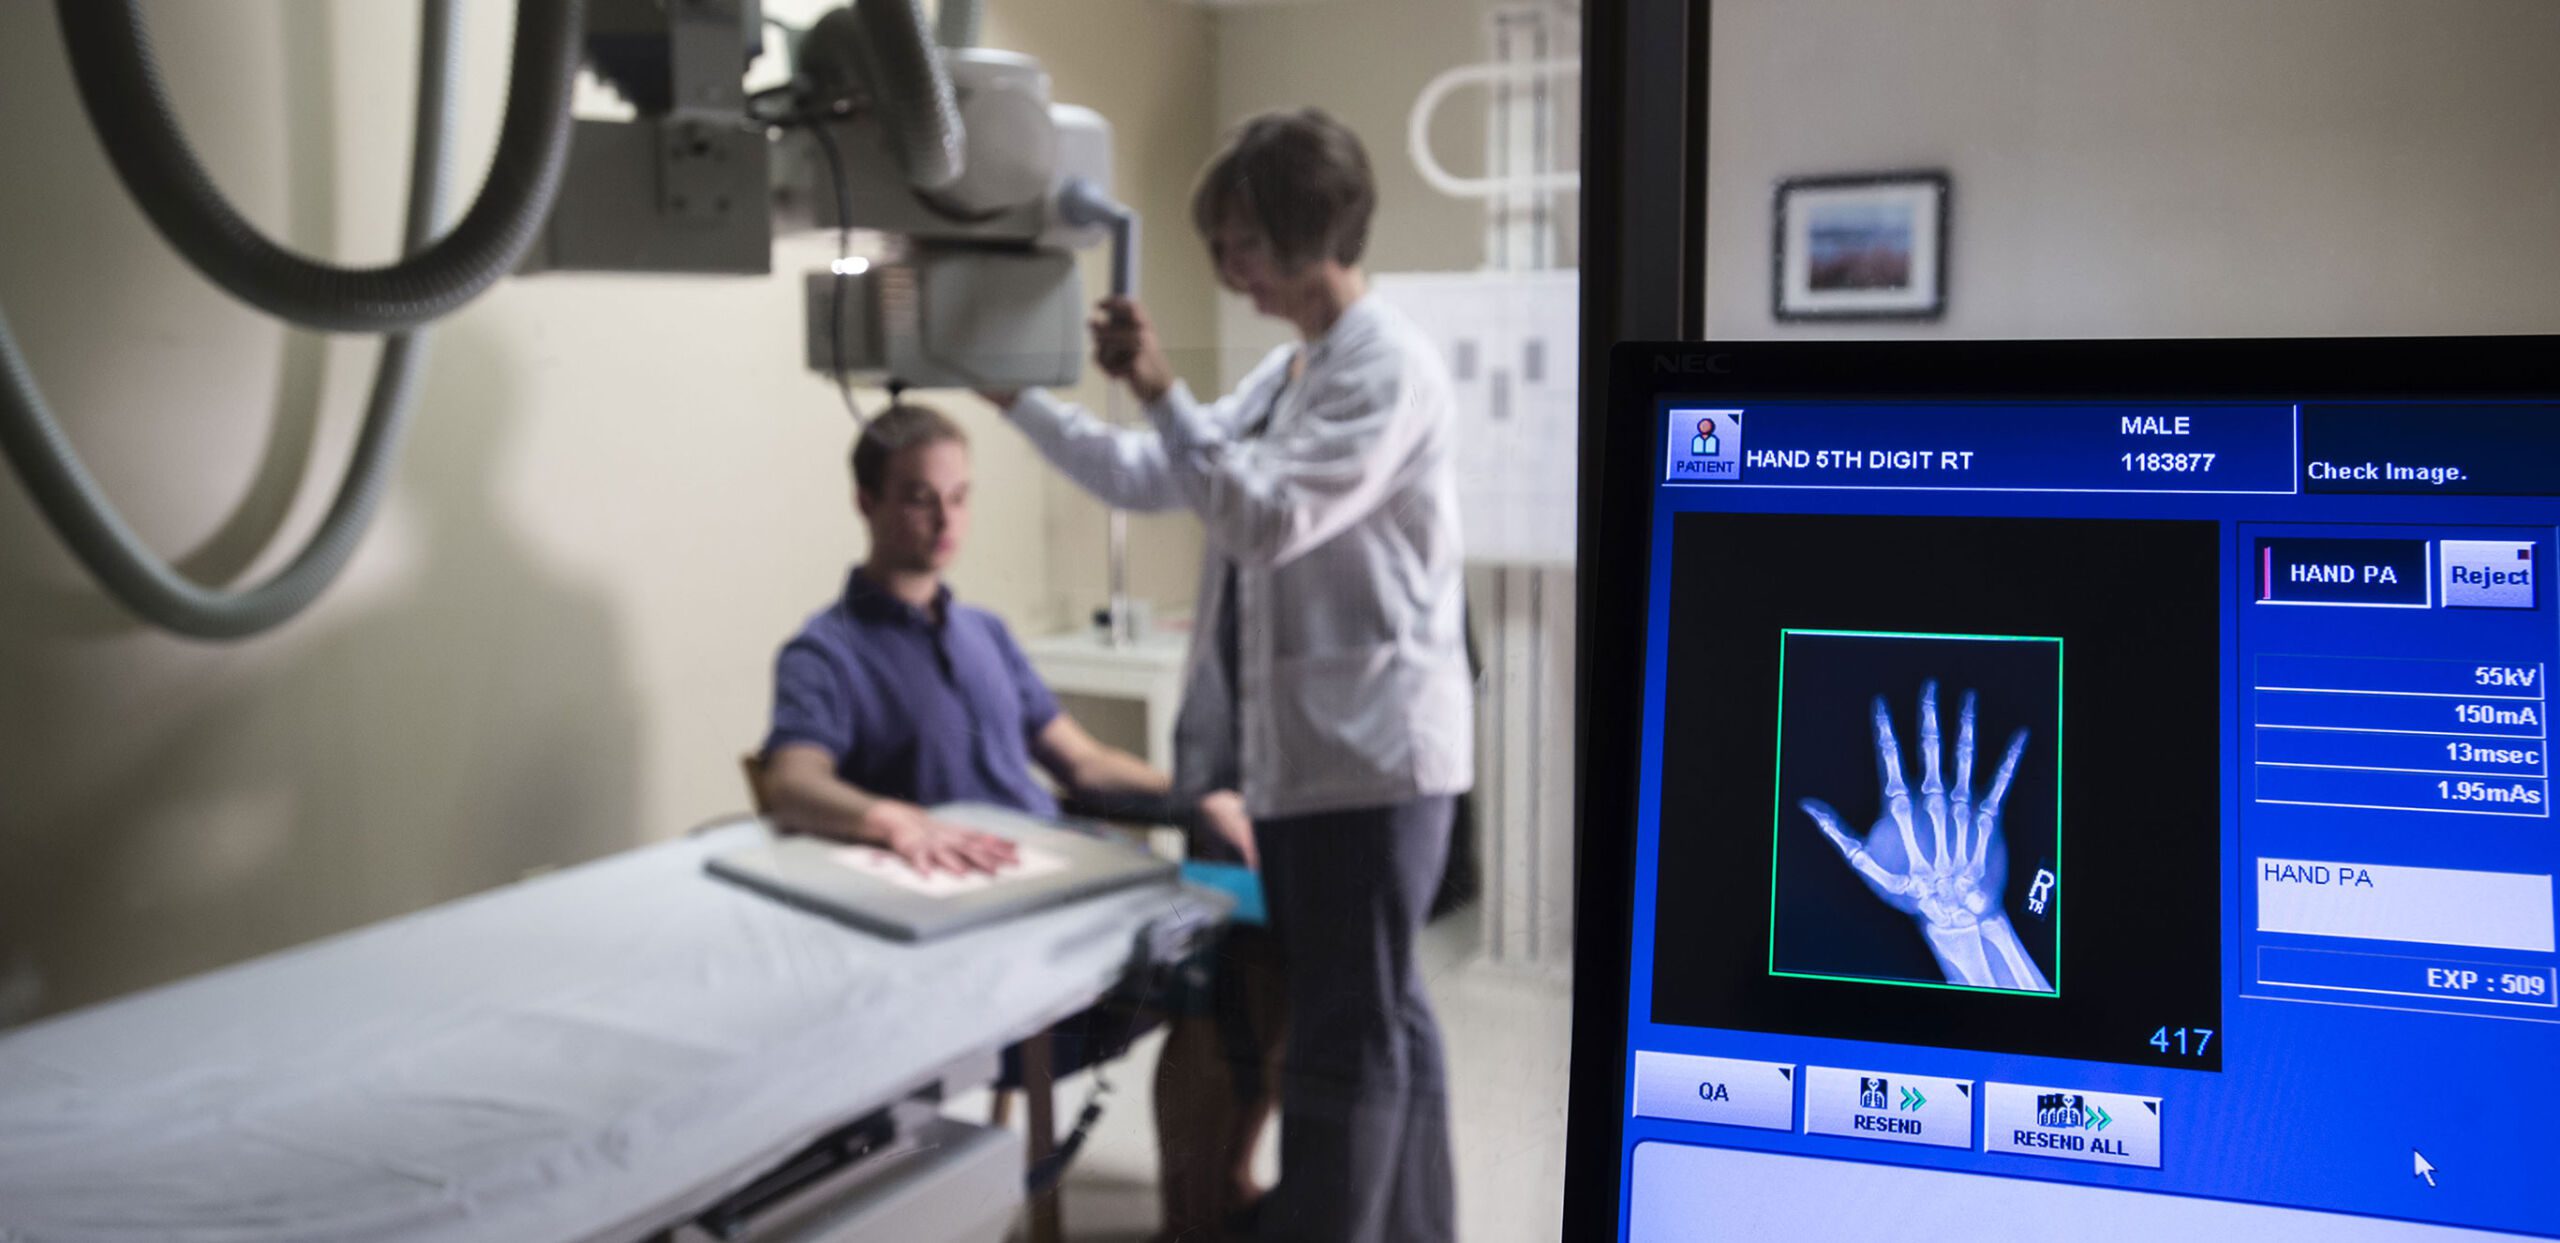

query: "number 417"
(2151, 1026), (2214, 1057)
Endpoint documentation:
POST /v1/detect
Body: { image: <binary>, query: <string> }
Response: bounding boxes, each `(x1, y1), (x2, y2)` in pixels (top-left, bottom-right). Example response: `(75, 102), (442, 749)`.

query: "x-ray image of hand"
(1799, 681), (2054, 993)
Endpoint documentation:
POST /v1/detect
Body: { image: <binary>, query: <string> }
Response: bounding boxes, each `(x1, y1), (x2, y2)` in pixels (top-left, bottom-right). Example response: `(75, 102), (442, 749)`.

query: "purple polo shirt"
(762, 569), (1062, 818)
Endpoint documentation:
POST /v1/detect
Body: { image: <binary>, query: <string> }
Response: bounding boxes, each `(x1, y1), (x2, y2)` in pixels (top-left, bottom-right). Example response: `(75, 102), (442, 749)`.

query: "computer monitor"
(1566, 338), (2560, 1241)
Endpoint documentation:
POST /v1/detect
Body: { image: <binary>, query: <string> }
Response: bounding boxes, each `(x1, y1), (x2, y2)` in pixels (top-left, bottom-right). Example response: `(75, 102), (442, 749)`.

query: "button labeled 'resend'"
(1802, 1067), (1973, 1150)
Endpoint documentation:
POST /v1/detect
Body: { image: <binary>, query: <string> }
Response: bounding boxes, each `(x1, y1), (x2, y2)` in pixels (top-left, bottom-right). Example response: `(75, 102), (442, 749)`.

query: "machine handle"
(1056, 176), (1138, 299)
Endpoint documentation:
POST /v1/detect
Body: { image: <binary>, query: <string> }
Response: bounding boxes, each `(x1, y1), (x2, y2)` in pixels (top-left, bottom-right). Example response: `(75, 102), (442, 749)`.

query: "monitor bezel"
(1562, 334), (2560, 1238)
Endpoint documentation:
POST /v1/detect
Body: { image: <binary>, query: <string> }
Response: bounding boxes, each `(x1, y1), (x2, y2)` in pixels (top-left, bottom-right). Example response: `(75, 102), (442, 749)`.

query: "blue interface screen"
(1619, 400), (2560, 1238)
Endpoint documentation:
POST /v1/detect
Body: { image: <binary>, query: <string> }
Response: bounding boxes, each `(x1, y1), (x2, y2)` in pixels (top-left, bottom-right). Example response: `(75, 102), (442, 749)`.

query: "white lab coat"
(1003, 296), (1474, 819)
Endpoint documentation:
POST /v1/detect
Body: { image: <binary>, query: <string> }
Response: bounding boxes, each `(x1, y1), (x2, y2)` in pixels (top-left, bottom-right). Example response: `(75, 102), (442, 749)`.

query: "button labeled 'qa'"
(1630, 1051), (1795, 1132)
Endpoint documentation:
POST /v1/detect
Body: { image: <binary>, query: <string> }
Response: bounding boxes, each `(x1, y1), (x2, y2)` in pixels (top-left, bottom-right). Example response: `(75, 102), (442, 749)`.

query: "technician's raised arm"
(1091, 294), (1441, 569)
(986, 341), (1296, 514)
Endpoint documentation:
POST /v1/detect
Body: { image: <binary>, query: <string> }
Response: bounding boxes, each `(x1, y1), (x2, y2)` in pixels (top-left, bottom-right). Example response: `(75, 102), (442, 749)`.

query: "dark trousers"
(1151, 924), (1285, 1239)
(1255, 795), (1457, 1243)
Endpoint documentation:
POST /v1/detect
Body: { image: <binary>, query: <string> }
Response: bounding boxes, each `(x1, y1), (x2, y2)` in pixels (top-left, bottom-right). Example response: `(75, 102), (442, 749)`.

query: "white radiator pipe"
(1408, 58), (1582, 200)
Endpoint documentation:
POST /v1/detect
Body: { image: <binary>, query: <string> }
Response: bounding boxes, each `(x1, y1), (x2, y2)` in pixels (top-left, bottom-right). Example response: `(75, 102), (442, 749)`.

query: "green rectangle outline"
(1766, 628), (2066, 998)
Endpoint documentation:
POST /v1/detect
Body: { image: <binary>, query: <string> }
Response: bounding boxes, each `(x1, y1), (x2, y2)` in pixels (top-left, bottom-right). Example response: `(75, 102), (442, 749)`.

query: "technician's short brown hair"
(851, 403), (967, 496)
(1190, 108), (1376, 273)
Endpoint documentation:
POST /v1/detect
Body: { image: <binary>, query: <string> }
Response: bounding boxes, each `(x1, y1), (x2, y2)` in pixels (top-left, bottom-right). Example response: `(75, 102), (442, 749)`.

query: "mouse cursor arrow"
(2414, 1151), (2438, 1188)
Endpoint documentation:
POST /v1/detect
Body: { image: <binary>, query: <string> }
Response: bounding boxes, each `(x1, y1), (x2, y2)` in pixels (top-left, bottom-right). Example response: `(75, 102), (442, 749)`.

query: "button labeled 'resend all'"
(1983, 1082), (2162, 1169)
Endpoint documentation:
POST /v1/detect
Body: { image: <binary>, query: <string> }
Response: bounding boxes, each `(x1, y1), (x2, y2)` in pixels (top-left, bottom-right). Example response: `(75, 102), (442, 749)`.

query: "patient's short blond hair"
(851, 403), (967, 497)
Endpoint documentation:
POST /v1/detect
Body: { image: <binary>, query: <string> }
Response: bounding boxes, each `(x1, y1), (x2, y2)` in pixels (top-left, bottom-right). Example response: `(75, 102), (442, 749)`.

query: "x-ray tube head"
(805, 250), (1085, 389)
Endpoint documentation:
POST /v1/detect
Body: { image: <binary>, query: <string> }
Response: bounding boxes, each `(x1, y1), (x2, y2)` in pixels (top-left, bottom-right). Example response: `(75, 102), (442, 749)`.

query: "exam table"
(0, 817), (1229, 1243)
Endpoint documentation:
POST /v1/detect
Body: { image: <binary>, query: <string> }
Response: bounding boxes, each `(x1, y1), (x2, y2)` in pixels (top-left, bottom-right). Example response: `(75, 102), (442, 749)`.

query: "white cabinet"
(1020, 627), (1189, 772)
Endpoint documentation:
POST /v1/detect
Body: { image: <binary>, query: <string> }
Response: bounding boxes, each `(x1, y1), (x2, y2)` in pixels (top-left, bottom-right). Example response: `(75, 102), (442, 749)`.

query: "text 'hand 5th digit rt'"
(1799, 681), (2053, 993)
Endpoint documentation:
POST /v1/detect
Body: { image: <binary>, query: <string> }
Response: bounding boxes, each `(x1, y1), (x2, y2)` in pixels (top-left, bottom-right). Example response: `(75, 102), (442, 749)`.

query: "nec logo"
(1653, 354), (1735, 375)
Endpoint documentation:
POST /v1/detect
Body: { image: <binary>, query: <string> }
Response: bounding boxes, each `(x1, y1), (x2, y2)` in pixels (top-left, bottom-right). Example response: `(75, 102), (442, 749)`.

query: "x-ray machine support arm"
(1054, 176), (1144, 647)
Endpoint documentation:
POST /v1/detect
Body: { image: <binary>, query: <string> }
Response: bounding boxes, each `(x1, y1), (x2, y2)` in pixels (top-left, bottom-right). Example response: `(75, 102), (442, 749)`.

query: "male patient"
(761, 402), (1212, 872)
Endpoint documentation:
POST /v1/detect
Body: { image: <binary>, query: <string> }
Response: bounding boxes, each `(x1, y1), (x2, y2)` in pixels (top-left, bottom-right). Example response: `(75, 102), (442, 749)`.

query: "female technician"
(985, 108), (1471, 1243)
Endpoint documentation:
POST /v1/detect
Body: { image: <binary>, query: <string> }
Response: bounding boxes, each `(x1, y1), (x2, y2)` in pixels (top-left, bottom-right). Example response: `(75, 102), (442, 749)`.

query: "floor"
(969, 908), (1575, 1242)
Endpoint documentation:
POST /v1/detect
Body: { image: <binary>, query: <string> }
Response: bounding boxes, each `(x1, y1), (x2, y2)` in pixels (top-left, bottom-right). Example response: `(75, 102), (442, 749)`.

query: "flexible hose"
(934, 0), (981, 49)
(0, 0), (465, 640)
(854, 0), (963, 190)
(801, 0), (965, 191)
(53, 0), (581, 335)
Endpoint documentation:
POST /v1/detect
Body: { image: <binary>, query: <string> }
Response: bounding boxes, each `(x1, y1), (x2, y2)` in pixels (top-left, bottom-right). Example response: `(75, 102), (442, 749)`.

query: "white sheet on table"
(0, 819), (1220, 1243)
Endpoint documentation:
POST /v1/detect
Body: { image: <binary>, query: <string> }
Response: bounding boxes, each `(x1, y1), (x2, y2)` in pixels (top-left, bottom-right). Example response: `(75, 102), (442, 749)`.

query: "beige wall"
(1707, 0), (2560, 338)
(1214, 0), (1508, 276)
(0, 0), (1215, 1021)
(1209, 0), (1579, 372)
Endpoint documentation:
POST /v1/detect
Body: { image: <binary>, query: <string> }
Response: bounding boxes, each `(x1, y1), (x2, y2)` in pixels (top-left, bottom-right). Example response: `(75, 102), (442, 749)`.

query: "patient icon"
(1691, 416), (1721, 457)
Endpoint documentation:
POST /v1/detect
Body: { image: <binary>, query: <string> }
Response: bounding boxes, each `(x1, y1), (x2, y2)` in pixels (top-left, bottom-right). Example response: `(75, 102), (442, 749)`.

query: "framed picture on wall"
(1773, 171), (1949, 321)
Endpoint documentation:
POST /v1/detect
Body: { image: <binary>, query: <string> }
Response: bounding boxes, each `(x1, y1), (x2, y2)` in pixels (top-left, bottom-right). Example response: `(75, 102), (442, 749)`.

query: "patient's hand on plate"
(1195, 790), (1257, 871)
(861, 800), (1020, 875)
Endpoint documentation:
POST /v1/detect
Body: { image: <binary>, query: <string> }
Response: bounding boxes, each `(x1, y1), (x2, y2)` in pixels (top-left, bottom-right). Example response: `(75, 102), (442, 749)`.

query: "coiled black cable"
(53, 0), (584, 335)
(0, 0), (468, 638)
